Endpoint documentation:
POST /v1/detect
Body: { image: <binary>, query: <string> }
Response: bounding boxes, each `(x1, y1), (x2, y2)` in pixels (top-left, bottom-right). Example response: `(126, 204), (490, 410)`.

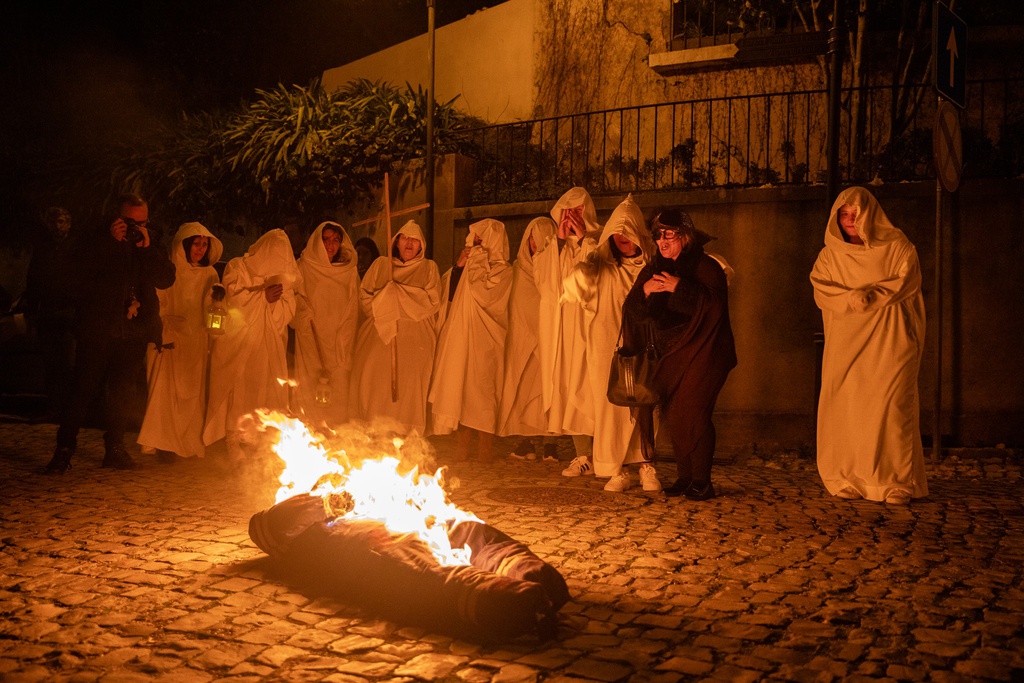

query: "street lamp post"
(425, 0), (436, 258)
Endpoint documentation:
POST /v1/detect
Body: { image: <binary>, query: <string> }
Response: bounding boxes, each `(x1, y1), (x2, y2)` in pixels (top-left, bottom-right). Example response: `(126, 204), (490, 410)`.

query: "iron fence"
(456, 78), (1023, 206)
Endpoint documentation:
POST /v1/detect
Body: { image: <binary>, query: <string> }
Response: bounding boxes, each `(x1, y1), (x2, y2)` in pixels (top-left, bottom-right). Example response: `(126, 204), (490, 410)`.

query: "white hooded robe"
(138, 222), (223, 457)
(430, 219), (514, 435)
(535, 187), (601, 435)
(291, 222), (359, 428)
(497, 216), (558, 437)
(203, 229), (299, 445)
(811, 186), (928, 501)
(562, 195), (654, 477)
(350, 221), (442, 434)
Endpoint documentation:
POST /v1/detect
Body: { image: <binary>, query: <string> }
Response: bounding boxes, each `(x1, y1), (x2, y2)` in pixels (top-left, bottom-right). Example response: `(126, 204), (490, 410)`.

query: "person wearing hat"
(621, 209), (736, 500)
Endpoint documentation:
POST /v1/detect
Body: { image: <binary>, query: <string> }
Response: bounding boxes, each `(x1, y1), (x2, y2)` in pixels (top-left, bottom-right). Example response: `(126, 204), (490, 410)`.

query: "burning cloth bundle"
(246, 414), (569, 641)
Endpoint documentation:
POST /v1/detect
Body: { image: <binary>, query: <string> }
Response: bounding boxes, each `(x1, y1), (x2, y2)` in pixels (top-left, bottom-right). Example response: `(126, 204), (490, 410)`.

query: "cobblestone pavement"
(1, 421), (1022, 682)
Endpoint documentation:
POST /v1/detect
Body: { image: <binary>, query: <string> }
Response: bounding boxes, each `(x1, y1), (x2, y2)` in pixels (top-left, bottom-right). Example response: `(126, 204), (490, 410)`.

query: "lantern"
(315, 371), (332, 405)
(206, 284), (227, 335)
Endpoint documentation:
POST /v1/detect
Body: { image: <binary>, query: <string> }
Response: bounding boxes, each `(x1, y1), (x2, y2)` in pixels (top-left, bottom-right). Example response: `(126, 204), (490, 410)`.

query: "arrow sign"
(933, 2), (967, 109)
(946, 29), (958, 89)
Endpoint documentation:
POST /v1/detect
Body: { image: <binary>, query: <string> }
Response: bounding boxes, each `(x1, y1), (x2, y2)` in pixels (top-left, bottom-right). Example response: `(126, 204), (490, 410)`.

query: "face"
(612, 233), (639, 257)
(528, 233), (538, 256)
(396, 233), (422, 262)
(48, 212), (71, 236)
(121, 203), (149, 227)
(838, 205), (859, 240)
(357, 244), (373, 270)
(655, 227), (686, 260)
(471, 232), (483, 247)
(322, 228), (342, 261)
(188, 236), (209, 265)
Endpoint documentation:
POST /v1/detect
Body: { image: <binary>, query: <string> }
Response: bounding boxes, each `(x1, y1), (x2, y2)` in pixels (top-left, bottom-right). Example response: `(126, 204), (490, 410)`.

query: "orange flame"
(255, 411), (479, 566)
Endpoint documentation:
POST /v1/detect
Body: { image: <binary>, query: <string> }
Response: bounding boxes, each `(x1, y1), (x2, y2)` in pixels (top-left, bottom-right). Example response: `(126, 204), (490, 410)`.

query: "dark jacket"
(71, 228), (175, 345)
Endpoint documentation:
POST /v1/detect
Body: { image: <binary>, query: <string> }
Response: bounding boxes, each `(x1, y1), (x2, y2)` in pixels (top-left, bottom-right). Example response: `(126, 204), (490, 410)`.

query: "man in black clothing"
(44, 193), (175, 473)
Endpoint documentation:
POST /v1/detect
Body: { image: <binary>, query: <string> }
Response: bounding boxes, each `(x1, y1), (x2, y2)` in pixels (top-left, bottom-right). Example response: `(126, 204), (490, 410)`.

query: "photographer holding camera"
(44, 193), (175, 474)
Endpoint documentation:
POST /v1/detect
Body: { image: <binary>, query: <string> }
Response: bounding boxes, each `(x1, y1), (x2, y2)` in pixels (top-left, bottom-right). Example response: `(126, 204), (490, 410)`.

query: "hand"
(644, 272), (679, 297)
(264, 283), (284, 304)
(850, 287), (876, 312)
(456, 246), (472, 268)
(558, 205), (585, 240)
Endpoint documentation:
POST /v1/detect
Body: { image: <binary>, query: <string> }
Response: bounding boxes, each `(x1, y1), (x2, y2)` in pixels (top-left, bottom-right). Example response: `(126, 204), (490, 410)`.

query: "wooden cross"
(351, 172), (430, 402)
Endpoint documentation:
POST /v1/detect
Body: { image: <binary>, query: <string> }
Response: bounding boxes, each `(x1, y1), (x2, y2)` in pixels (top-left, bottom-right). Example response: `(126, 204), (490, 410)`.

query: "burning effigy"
(244, 412), (569, 641)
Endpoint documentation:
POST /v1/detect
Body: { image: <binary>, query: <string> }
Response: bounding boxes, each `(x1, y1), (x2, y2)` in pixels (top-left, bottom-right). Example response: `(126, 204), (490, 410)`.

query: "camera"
(123, 217), (145, 245)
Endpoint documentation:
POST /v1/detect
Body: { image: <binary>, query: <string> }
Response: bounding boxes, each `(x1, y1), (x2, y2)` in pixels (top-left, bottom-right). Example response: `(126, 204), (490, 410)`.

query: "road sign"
(933, 101), (962, 193)
(933, 2), (967, 109)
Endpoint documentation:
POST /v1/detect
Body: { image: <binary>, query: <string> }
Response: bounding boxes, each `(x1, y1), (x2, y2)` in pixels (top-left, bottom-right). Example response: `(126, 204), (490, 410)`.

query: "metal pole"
(933, 114), (943, 464)
(825, 0), (843, 203)
(425, 0), (436, 259)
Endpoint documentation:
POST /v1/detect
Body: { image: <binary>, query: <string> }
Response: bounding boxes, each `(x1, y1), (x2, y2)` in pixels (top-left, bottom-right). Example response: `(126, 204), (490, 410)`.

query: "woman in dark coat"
(621, 209), (736, 500)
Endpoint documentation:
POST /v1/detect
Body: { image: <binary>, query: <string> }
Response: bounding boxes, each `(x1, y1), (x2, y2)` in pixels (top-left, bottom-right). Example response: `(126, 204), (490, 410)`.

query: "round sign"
(933, 101), (962, 193)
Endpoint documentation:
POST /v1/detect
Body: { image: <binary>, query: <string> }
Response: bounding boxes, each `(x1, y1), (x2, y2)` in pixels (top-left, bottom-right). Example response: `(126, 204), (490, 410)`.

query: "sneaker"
(542, 443), (558, 462)
(885, 489), (912, 505)
(685, 480), (716, 501)
(102, 444), (141, 470)
(509, 438), (536, 461)
(638, 463), (662, 492)
(603, 471), (631, 492)
(561, 455), (593, 477)
(44, 446), (74, 475)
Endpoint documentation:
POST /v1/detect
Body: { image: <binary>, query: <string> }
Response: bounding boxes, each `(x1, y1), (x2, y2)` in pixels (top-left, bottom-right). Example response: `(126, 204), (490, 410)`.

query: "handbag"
(606, 323), (660, 408)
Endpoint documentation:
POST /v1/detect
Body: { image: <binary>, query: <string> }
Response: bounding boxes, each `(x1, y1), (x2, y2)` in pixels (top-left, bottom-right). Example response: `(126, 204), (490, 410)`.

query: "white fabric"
(535, 187), (601, 435)
(138, 222), (223, 457)
(429, 219), (514, 435)
(811, 186), (928, 501)
(562, 194), (654, 477)
(350, 221), (442, 434)
(292, 222), (359, 428)
(497, 216), (558, 437)
(203, 229), (299, 445)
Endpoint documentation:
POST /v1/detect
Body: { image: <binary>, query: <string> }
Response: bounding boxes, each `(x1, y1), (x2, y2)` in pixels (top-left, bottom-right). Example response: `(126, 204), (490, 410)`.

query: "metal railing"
(669, 0), (807, 50)
(455, 78), (1023, 206)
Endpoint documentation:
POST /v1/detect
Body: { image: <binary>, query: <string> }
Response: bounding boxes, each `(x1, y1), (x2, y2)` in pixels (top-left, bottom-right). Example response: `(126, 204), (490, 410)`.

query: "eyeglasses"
(654, 228), (681, 241)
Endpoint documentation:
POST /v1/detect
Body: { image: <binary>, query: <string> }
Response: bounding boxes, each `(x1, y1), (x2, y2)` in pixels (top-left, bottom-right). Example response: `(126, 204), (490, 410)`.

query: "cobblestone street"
(1, 420), (1022, 682)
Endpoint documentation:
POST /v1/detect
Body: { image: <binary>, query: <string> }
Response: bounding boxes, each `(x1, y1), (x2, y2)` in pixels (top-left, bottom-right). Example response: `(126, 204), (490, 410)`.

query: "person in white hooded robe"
(429, 219), (513, 459)
(497, 216), (559, 460)
(534, 187), (602, 474)
(291, 221), (359, 428)
(350, 221), (442, 434)
(203, 229), (299, 451)
(138, 222), (223, 460)
(562, 195), (661, 492)
(811, 186), (927, 505)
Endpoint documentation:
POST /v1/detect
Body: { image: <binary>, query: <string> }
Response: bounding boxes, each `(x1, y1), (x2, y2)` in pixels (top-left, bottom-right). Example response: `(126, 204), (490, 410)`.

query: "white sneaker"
(561, 456), (593, 477)
(638, 463), (662, 492)
(603, 471), (631, 492)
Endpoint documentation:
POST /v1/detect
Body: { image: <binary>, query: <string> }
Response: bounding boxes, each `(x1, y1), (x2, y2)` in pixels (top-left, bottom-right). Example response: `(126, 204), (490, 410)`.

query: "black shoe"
(102, 444), (141, 470)
(156, 450), (179, 464)
(542, 443), (558, 463)
(44, 447), (74, 474)
(663, 478), (692, 497)
(685, 480), (716, 501)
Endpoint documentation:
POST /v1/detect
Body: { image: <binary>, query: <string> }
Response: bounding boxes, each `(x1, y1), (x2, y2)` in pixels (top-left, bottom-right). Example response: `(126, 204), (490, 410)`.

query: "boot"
(44, 446), (74, 474)
(102, 443), (141, 470)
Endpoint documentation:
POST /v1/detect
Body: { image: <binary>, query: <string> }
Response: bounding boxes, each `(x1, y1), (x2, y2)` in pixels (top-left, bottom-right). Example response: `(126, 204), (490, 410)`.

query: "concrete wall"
(445, 175), (1024, 451)
(321, 0), (537, 123)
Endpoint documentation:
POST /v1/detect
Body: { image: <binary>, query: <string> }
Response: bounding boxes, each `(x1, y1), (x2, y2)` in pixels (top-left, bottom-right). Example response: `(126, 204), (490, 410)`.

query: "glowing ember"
(254, 411), (480, 566)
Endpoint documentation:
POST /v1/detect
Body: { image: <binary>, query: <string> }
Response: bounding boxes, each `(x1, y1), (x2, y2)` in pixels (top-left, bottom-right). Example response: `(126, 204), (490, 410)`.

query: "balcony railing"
(455, 78), (1023, 206)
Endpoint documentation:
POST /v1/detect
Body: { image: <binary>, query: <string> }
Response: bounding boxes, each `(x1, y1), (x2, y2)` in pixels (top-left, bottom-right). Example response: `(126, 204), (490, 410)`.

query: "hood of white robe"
(466, 218), (510, 263)
(595, 194), (655, 265)
(550, 186), (601, 235)
(301, 221), (357, 270)
(514, 216), (557, 280)
(826, 186), (904, 250)
(392, 220), (427, 265)
(242, 229), (300, 288)
(172, 222), (223, 270)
